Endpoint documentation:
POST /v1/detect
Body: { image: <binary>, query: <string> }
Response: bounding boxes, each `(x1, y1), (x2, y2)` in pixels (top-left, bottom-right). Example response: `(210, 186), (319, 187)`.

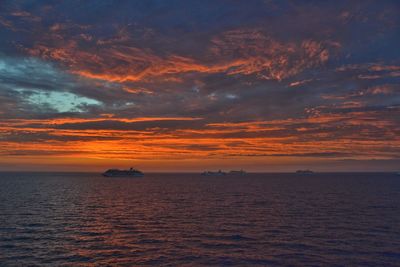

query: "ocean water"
(0, 172), (399, 266)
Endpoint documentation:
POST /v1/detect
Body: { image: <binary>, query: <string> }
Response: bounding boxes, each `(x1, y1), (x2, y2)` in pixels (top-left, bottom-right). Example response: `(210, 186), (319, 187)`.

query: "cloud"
(288, 79), (313, 87)
(336, 63), (400, 80)
(23, 24), (340, 85)
(1, 106), (398, 161)
(0, 1), (399, 170)
(209, 29), (338, 80)
(0, 56), (103, 117)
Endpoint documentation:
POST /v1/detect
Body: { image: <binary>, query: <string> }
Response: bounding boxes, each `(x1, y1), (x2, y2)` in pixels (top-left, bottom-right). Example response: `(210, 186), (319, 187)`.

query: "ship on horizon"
(296, 169), (314, 174)
(201, 169), (247, 176)
(201, 170), (227, 176)
(229, 169), (247, 175)
(102, 167), (144, 177)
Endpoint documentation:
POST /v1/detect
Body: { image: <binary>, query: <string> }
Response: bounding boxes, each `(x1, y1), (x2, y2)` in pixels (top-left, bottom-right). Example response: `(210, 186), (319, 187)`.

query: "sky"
(0, 0), (399, 172)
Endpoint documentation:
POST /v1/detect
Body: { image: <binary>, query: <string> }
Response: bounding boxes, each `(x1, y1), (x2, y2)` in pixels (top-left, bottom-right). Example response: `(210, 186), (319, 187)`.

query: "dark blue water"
(0, 172), (399, 266)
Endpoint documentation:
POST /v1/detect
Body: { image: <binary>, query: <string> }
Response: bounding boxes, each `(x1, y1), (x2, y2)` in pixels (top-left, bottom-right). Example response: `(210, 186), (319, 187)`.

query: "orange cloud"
(26, 28), (339, 84)
(337, 63), (400, 80)
(1, 109), (398, 163)
(289, 79), (313, 87)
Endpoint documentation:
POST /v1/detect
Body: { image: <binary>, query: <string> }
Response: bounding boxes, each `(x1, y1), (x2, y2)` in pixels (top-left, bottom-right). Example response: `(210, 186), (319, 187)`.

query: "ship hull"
(102, 173), (144, 177)
(102, 168), (144, 177)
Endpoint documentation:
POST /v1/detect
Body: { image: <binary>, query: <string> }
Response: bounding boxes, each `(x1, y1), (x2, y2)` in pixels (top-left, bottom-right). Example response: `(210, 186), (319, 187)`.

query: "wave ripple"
(0, 172), (399, 266)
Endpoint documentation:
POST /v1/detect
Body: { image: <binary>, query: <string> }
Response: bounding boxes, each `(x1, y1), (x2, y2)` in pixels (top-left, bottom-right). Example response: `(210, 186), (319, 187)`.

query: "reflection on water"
(0, 172), (399, 266)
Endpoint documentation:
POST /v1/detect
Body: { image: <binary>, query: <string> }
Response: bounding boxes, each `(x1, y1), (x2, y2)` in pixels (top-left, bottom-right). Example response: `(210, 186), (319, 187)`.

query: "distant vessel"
(201, 170), (227, 176)
(296, 169), (314, 174)
(229, 170), (247, 175)
(102, 167), (144, 177)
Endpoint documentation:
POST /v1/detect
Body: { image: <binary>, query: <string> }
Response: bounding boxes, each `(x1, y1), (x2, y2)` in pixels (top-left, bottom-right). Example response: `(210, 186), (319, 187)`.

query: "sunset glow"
(0, 1), (399, 171)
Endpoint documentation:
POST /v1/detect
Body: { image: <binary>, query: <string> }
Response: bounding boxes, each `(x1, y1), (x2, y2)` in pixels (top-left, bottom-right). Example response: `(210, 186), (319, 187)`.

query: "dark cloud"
(0, 0), (399, 170)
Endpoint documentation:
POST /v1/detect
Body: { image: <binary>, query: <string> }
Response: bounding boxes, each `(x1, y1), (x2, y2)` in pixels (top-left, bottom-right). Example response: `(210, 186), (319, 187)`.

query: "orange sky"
(1, 115), (399, 172)
(0, 1), (399, 171)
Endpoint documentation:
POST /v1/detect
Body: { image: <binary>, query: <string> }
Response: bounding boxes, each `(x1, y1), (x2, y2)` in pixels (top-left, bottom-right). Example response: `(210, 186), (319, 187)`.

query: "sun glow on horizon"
(0, 1), (399, 171)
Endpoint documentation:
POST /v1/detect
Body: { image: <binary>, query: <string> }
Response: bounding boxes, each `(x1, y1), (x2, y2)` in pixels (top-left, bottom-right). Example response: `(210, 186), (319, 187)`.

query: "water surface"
(0, 172), (399, 266)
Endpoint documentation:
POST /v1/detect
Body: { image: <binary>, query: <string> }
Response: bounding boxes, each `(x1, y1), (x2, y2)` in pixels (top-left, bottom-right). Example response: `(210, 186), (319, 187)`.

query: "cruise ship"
(229, 170), (247, 175)
(201, 170), (247, 176)
(295, 169), (314, 174)
(102, 167), (144, 177)
(201, 170), (227, 176)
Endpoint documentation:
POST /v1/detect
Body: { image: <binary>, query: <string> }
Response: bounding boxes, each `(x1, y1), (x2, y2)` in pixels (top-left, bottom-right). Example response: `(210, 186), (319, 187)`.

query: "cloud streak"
(0, 0), (399, 171)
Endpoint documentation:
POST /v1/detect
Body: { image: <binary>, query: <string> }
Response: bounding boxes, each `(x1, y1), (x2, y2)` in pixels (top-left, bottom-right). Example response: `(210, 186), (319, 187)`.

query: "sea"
(0, 172), (399, 266)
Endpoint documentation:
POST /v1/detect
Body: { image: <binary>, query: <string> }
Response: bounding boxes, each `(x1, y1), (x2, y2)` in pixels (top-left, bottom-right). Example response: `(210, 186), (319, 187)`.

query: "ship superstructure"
(102, 167), (144, 177)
